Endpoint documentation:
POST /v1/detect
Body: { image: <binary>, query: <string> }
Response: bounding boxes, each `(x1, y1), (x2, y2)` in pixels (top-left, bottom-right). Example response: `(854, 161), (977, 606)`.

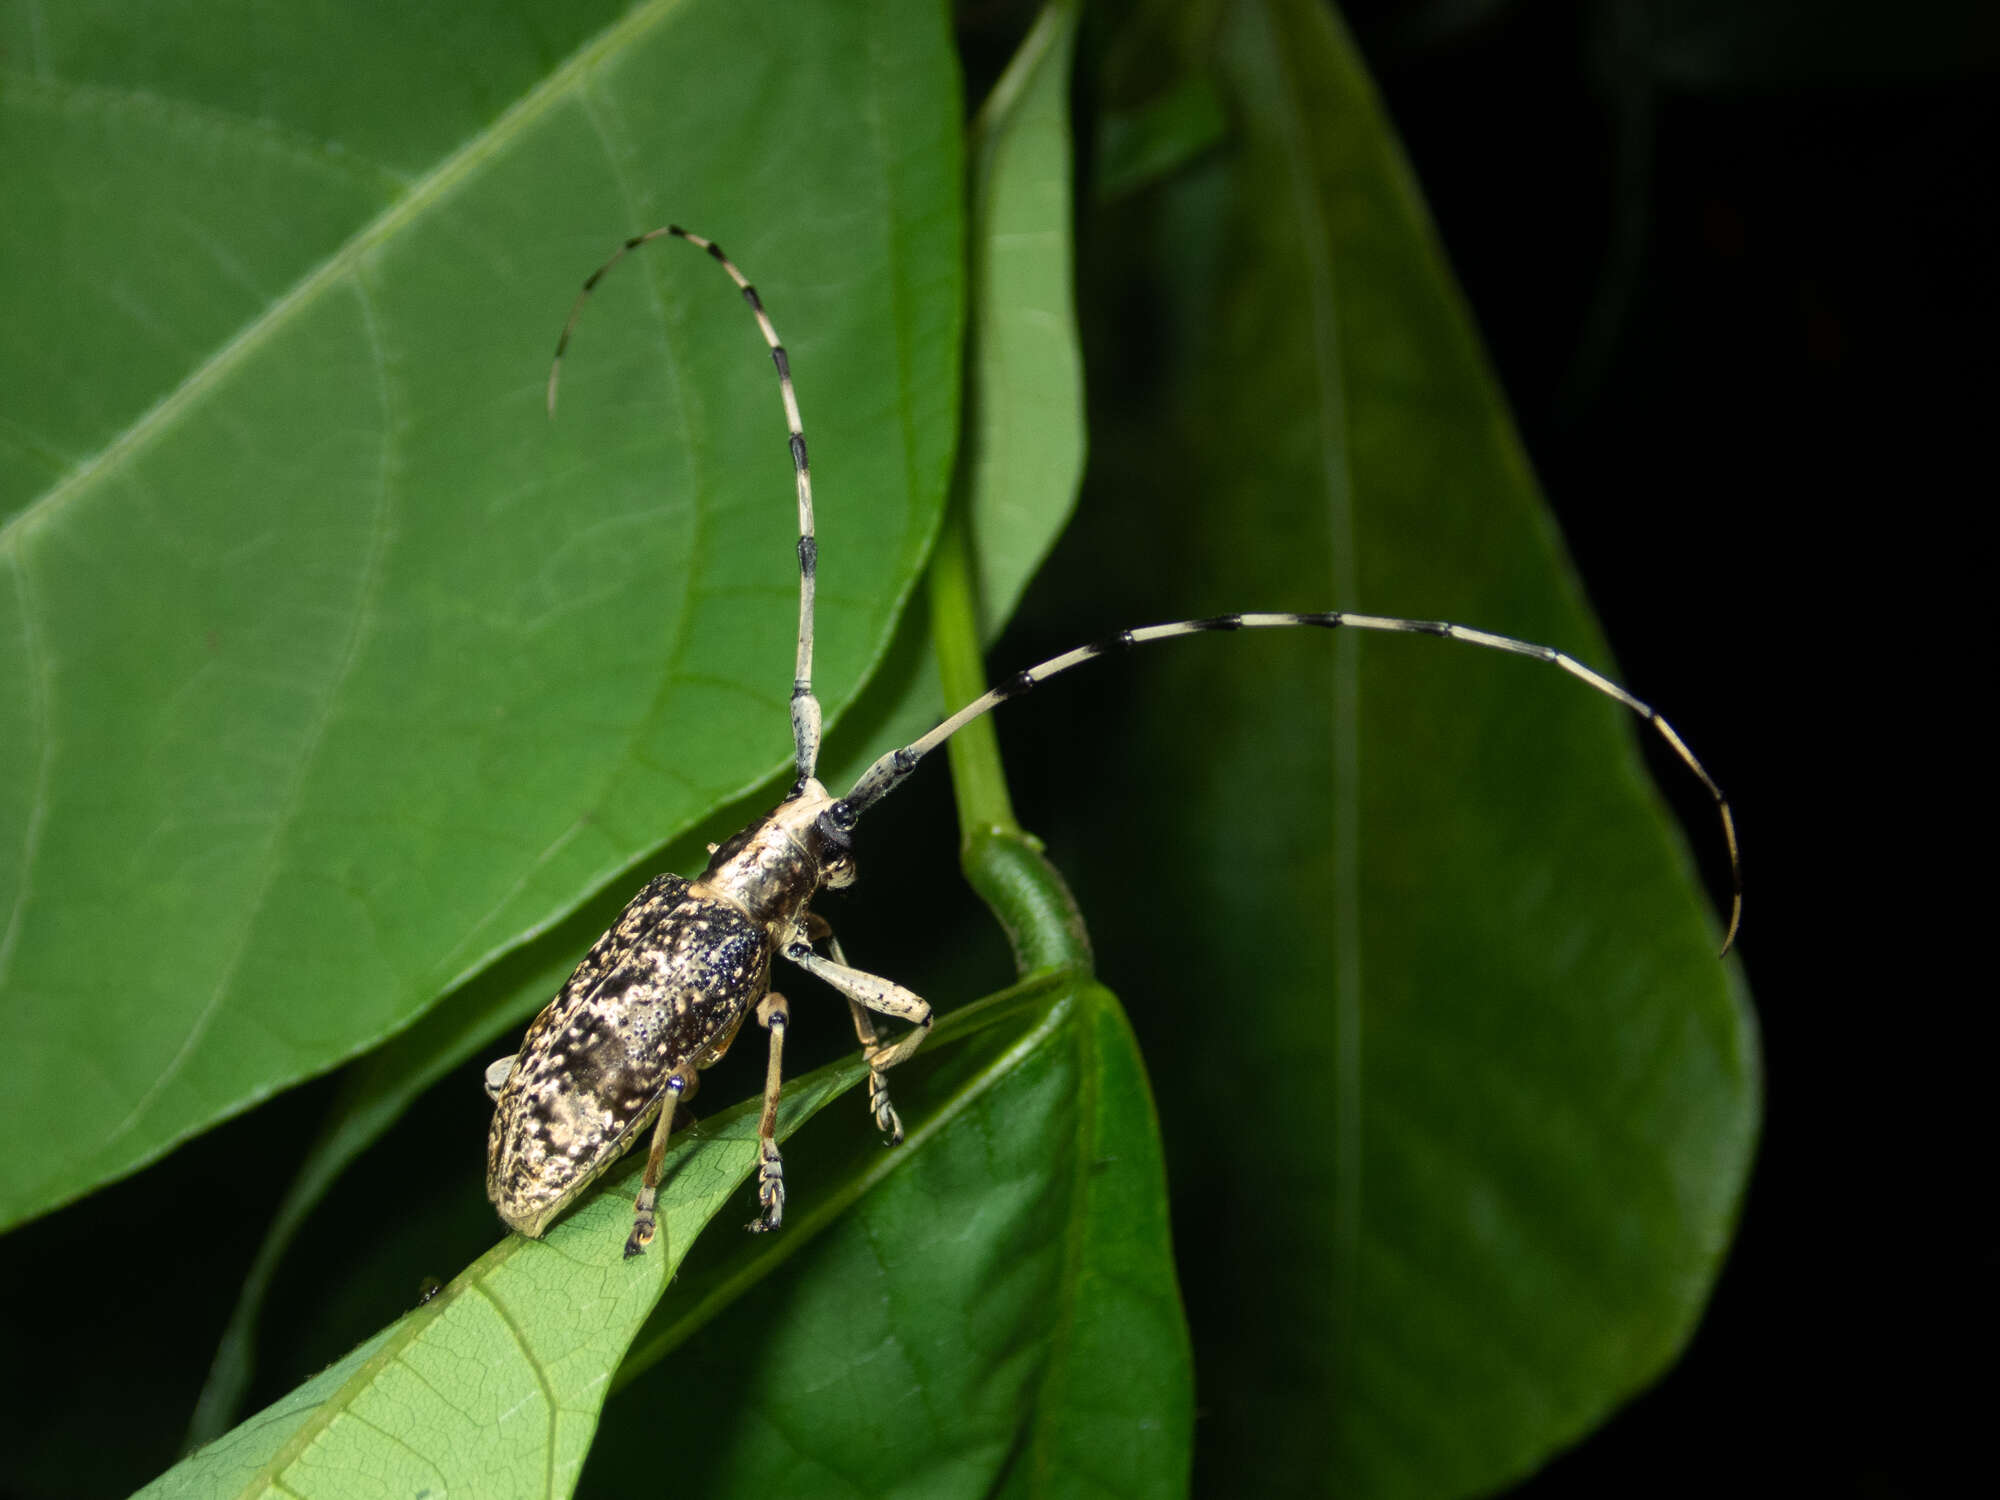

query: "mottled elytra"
(484, 227), (1742, 1259)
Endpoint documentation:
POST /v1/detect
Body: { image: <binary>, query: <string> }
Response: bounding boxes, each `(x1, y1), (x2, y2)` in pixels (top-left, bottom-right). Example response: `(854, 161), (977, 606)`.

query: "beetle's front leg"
(805, 915), (905, 1144)
(783, 940), (933, 1087)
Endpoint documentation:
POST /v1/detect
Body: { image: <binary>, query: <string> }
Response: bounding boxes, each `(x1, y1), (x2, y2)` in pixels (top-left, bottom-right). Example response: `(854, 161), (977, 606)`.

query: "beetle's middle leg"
(805, 915), (905, 1144)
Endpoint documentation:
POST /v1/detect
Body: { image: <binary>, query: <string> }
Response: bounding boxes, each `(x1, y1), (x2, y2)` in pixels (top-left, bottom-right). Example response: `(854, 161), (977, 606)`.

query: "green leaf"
(170, 4), (1191, 1488)
(960, 0), (1088, 638)
(9, 0), (1759, 1493)
(141, 1042), (868, 1500)
(0, 0), (964, 1229)
(586, 978), (1190, 1500)
(153, 968), (1189, 1500)
(183, 626), (964, 1445)
(583, 19), (1192, 1488)
(184, 0), (1116, 1458)
(1039, 1), (1761, 1494)
(178, 817), (729, 1447)
(1093, 76), (1229, 202)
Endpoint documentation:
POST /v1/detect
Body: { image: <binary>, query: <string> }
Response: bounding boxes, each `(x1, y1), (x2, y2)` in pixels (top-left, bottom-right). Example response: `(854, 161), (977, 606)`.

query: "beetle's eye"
(815, 807), (854, 854)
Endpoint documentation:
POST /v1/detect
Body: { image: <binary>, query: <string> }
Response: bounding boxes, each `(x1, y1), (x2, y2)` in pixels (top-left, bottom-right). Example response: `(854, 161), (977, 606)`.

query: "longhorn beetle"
(484, 226), (1742, 1259)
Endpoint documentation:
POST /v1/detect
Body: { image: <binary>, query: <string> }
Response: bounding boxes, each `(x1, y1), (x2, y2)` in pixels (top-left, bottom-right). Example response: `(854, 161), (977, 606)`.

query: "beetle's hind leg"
(747, 992), (790, 1233)
(625, 1067), (695, 1259)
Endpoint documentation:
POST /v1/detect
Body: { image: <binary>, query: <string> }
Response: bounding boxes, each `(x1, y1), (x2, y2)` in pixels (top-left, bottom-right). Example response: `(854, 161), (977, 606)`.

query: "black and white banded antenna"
(549, 225), (824, 788)
(835, 611), (1743, 954)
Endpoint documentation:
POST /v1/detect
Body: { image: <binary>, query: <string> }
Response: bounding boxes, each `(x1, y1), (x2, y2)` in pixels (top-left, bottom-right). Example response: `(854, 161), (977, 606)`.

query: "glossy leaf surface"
(0, 2), (1760, 1496)
(582, 13), (1192, 1491)
(0, 0), (963, 1228)
(150, 976), (1188, 1500)
(141, 1053), (863, 1499)
(589, 979), (1190, 1499)
(1036, 0), (1761, 1493)
(179, 0), (1100, 1444)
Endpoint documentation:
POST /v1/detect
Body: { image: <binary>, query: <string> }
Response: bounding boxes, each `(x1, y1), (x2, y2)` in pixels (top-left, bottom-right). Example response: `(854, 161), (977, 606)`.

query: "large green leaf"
(1023, 0), (1759, 1493)
(959, 0), (1087, 636)
(151, 972), (1187, 1500)
(140, 1033), (871, 1500)
(181, 0), (1096, 1445)
(583, 14), (1193, 1492)
(588, 978), (1190, 1499)
(0, 0), (963, 1229)
(5, 0), (1759, 1493)
(161, 5), (1187, 1494)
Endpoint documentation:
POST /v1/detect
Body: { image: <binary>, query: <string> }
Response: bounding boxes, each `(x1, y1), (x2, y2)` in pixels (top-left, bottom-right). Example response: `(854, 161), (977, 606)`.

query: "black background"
(1333, 1), (1992, 1492)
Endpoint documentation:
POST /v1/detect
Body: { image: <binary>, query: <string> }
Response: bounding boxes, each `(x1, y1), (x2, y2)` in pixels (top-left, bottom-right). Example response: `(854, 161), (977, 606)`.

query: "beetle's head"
(810, 798), (857, 889)
(771, 778), (857, 891)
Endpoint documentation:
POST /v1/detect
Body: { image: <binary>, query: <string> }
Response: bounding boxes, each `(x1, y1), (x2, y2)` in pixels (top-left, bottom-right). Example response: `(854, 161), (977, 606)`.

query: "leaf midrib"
(1018, 983), (1100, 1495)
(1249, 0), (1365, 1312)
(0, 0), (698, 554)
(610, 976), (1077, 1387)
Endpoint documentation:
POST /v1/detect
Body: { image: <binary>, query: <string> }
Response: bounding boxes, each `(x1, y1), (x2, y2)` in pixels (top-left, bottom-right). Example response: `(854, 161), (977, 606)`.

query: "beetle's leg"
(625, 1070), (692, 1260)
(783, 943), (933, 1074)
(747, 992), (790, 1233)
(842, 983), (905, 1146)
(805, 915), (903, 1144)
(670, 1068), (702, 1131)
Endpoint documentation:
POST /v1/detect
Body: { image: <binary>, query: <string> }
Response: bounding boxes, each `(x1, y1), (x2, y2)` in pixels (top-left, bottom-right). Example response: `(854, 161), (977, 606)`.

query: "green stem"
(926, 506), (1016, 835)
(924, 506), (1091, 978)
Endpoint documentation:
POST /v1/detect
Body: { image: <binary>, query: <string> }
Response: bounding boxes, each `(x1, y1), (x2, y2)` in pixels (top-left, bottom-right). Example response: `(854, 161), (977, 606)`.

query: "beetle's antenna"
(839, 611), (1741, 954)
(549, 226), (823, 786)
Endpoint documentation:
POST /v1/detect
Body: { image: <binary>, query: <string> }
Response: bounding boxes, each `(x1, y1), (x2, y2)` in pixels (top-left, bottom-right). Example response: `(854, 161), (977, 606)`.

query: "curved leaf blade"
(149, 964), (1190, 1500)
(961, 0), (1088, 636)
(182, 0), (1100, 1437)
(573, 16), (1192, 1488)
(170, 8), (1186, 1489)
(1053, 0), (1761, 1493)
(185, 0), (1095, 1443)
(0, 0), (964, 1229)
(141, 1056), (864, 1500)
(583, 981), (1192, 1500)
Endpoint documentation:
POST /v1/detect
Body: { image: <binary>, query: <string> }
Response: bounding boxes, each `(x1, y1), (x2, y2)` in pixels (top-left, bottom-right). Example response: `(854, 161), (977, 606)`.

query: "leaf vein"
(1254, 0), (1366, 1340)
(0, 0), (702, 554)
(465, 1278), (562, 1496)
(0, 549), (53, 988)
(97, 273), (400, 1150)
